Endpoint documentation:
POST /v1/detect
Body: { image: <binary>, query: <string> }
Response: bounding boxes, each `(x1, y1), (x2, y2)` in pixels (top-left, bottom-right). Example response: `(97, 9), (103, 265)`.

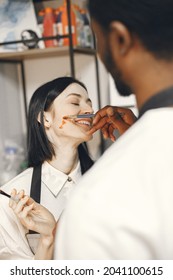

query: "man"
(54, 0), (173, 259)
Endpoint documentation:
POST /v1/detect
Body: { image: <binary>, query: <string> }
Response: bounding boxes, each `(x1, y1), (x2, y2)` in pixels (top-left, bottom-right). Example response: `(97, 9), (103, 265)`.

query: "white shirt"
(0, 161), (81, 259)
(55, 108), (173, 259)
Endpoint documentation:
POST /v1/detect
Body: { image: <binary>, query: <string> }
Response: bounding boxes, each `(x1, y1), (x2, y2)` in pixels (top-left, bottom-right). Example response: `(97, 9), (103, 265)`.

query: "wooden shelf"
(0, 46), (96, 62)
(0, 47), (69, 61)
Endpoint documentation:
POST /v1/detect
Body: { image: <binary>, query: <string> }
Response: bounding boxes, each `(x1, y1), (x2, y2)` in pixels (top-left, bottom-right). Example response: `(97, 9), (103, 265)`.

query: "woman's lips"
(74, 118), (93, 127)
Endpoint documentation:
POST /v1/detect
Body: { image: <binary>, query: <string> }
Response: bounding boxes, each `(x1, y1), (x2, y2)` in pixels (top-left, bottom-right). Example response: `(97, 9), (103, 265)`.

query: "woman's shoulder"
(1, 167), (34, 195)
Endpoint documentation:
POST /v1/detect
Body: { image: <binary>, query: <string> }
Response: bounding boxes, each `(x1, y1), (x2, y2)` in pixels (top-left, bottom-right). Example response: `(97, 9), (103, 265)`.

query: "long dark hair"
(88, 0), (173, 60)
(27, 76), (94, 174)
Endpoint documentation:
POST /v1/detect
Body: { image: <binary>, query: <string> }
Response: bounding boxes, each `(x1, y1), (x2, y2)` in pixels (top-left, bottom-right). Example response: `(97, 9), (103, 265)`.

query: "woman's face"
(45, 83), (94, 144)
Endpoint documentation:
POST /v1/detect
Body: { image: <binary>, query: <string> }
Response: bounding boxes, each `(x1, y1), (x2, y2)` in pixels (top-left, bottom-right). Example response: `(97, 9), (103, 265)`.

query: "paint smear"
(59, 119), (67, 129)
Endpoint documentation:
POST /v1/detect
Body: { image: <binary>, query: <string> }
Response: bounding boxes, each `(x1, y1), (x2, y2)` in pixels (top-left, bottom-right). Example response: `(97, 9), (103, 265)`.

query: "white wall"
(0, 63), (26, 148)
(0, 63), (27, 184)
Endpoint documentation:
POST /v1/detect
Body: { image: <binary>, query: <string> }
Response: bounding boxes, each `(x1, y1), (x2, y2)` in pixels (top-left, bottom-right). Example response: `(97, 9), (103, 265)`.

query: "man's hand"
(88, 106), (137, 141)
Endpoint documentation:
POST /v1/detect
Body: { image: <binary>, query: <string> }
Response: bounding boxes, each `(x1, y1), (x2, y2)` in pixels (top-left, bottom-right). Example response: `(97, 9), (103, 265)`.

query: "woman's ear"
(109, 21), (133, 56)
(37, 112), (51, 128)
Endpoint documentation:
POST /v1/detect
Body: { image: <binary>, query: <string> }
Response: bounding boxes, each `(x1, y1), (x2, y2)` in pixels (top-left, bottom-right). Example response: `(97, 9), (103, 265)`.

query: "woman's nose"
(81, 103), (94, 114)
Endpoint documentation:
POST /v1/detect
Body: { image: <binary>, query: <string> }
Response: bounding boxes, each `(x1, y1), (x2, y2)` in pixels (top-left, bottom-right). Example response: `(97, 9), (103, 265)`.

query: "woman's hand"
(89, 106), (137, 141)
(9, 189), (56, 243)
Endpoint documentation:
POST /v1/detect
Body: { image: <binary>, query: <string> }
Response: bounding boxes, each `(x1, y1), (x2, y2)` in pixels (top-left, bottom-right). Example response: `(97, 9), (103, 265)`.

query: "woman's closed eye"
(71, 102), (79, 106)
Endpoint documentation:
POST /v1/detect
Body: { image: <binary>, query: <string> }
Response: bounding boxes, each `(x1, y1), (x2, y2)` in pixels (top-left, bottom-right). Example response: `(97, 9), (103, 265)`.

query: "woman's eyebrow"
(66, 93), (81, 98)
(66, 93), (92, 103)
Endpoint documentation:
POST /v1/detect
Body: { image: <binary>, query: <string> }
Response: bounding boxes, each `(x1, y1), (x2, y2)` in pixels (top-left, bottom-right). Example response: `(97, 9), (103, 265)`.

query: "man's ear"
(108, 21), (133, 56)
(37, 111), (51, 128)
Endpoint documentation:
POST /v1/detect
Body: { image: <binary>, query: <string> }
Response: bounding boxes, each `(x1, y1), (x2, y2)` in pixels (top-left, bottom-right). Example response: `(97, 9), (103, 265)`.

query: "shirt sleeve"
(0, 197), (34, 260)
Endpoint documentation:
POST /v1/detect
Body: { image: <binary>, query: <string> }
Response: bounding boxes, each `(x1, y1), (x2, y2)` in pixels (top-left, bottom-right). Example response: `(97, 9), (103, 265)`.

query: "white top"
(0, 161), (81, 259)
(55, 108), (173, 259)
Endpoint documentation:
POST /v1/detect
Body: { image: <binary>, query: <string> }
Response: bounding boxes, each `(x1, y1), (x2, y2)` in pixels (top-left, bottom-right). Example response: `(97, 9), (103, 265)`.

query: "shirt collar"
(42, 161), (82, 197)
(139, 86), (173, 118)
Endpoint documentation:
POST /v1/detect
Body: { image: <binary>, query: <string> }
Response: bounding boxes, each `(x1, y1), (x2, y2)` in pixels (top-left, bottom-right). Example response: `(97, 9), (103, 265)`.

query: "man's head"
(88, 0), (173, 97)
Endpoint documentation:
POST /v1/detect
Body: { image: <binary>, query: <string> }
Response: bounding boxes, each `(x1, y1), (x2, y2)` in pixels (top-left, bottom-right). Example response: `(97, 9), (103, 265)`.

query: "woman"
(0, 76), (94, 259)
(7, 102), (137, 260)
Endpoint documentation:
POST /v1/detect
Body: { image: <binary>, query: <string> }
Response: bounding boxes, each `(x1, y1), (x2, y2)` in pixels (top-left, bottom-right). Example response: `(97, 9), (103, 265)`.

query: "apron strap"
(29, 164), (42, 234)
(30, 164), (42, 204)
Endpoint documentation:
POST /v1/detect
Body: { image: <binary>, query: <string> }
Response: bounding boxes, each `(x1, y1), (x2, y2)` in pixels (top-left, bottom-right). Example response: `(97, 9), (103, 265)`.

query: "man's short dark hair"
(88, 0), (173, 60)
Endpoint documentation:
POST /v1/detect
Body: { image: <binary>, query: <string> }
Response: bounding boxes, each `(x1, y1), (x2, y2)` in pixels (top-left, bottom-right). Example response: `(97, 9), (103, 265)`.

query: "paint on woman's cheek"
(59, 119), (67, 129)
(59, 117), (76, 129)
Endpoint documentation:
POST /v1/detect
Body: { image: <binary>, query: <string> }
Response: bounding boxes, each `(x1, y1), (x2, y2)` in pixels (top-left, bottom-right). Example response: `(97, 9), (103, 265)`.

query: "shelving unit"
(0, 0), (104, 154)
(0, 46), (96, 61)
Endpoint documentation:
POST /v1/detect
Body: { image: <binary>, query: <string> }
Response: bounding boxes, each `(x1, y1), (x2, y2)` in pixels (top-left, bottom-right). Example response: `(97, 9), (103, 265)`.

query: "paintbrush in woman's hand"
(0, 189), (19, 202)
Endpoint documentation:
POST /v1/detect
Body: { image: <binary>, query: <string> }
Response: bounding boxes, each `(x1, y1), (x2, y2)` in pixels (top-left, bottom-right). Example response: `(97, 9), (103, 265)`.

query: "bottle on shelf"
(0, 143), (24, 185)
(73, 4), (85, 47)
(55, 8), (63, 47)
(80, 9), (94, 48)
(55, 0), (77, 47)
(41, 7), (58, 48)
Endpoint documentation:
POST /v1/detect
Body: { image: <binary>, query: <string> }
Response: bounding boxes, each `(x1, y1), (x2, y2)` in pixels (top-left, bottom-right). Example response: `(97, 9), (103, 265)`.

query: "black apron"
(30, 165), (42, 205)
(29, 164), (42, 234)
(26, 165), (42, 254)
